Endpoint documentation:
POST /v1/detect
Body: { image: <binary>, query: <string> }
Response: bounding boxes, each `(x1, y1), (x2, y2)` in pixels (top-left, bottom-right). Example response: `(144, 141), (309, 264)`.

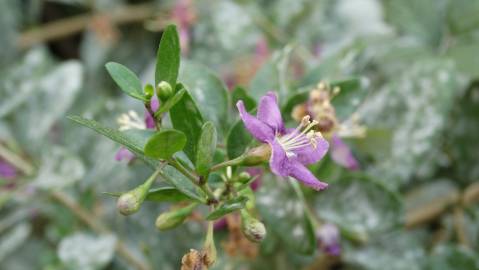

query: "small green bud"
(116, 170), (160, 216)
(240, 209), (266, 243)
(237, 172), (251, 183)
(155, 203), (197, 231)
(242, 144), (271, 166)
(117, 192), (141, 215)
(144, 84), (155, 99)
(157, 81), (173, 101)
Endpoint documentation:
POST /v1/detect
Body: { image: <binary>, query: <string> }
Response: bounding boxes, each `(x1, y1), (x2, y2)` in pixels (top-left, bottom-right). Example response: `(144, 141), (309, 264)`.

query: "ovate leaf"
(196, 122), (217, 176)
(105, 62), (145, 101)
(155, 25), (180, 90)
(68, 116), (156, 167)
(144, 129), (187, 159)
(169, 90), (204, 163)
(179, 61), (228, 130)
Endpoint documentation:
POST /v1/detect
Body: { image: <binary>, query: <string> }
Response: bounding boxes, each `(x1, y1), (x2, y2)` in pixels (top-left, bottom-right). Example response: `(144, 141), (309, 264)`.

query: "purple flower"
(144, 95), (160, 129)
(213, 217), (228, 231)
(330, 134), (359, 171)
(236, 92), (329, 190)
(115, 147), (136, 162)
(317, 223), (341, 256)
(0, 158), (17, 179)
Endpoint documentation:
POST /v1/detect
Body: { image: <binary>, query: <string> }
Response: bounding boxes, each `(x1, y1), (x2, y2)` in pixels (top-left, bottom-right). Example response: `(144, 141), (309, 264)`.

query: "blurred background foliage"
(1, 0), (479, 269)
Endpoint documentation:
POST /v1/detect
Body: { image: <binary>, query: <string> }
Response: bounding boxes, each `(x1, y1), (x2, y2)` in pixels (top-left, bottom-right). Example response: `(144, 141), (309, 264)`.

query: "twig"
(17, 2), (163, 49)
(167, 158), (217, 203)
(0, 147), (151, 270)
(0, 144), (35, 176)
(51, 191), (152, 270)
(405, 182), (479, 228)
(453, 206), (469, 248)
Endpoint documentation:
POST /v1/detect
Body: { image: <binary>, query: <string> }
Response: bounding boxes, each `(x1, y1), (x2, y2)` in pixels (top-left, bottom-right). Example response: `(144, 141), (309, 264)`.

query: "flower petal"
(237, 101), (275, 142)
(257, 91), (284, 133)
(0, 159), (17, 179)
(268, 139), (289, 177)
(144, 96), (160, 129)
(115, 147), (136, 162)
(288, 160), (328, 190)
(294, 134), (329, 165)
(331, 135), (359, 170)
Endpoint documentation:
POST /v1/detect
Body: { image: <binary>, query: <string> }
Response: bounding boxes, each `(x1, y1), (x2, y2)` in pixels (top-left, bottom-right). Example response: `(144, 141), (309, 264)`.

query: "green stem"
(210, 155), (245, 172)
(0, 144), (35, 176)
(167, 158), (217, 203)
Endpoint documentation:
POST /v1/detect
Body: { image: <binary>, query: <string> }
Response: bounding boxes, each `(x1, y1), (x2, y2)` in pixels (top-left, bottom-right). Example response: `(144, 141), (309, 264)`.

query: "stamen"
(277, 117), (322, 155)
(117, 110), (146, 131)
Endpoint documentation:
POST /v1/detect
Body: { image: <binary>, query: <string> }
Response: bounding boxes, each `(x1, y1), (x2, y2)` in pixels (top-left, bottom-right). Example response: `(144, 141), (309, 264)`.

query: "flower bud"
(155, 203), (197, 231)
(157, 81), (173, 101)
(242, 144), (271, 166)
(316, 223), (341, 256)
(117, 192), (141, 215)
(237, 171), (251, 183)
(116, 170), (160, 216)
(240, 209), (266, 243)
(144, 84), (155, 100)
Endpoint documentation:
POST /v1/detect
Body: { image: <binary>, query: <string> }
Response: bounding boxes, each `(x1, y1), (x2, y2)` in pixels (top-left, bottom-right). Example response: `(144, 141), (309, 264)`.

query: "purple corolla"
(236, 92), (329, 190)
(330, 134), (359, 171)
(0, 158), (17, 179)
(316, 223), (341, 256)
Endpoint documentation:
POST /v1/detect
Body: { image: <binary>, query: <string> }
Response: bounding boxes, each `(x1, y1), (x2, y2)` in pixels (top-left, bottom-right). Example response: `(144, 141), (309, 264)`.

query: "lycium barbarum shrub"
(70, 24), (360, 268)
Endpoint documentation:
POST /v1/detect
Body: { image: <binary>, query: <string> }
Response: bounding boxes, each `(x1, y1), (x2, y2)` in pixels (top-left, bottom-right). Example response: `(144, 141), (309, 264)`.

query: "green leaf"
(232, 86), (256, 111)
(179, 61), (228, 130)
(68, 116), (156, 167)
(105, 62), (145, 101)
(154, 88), (186, 117)
(144, 129), (187, 159)
(226, 118), (253, 160)
(169, 89), (204, 163)
(155, 24), (180, 90)
(161, 165), (206, 203)
(195, 122), (217, 176)
(206, 196), (248, 220)
(145, 187), (191, 202)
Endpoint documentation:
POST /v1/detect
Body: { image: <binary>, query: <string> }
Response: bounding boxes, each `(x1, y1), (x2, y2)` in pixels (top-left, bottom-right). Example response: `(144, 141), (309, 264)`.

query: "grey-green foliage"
(344, 230), (426, 270)
(57, 233), (117, 270)
(360, 60), (464, 189)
